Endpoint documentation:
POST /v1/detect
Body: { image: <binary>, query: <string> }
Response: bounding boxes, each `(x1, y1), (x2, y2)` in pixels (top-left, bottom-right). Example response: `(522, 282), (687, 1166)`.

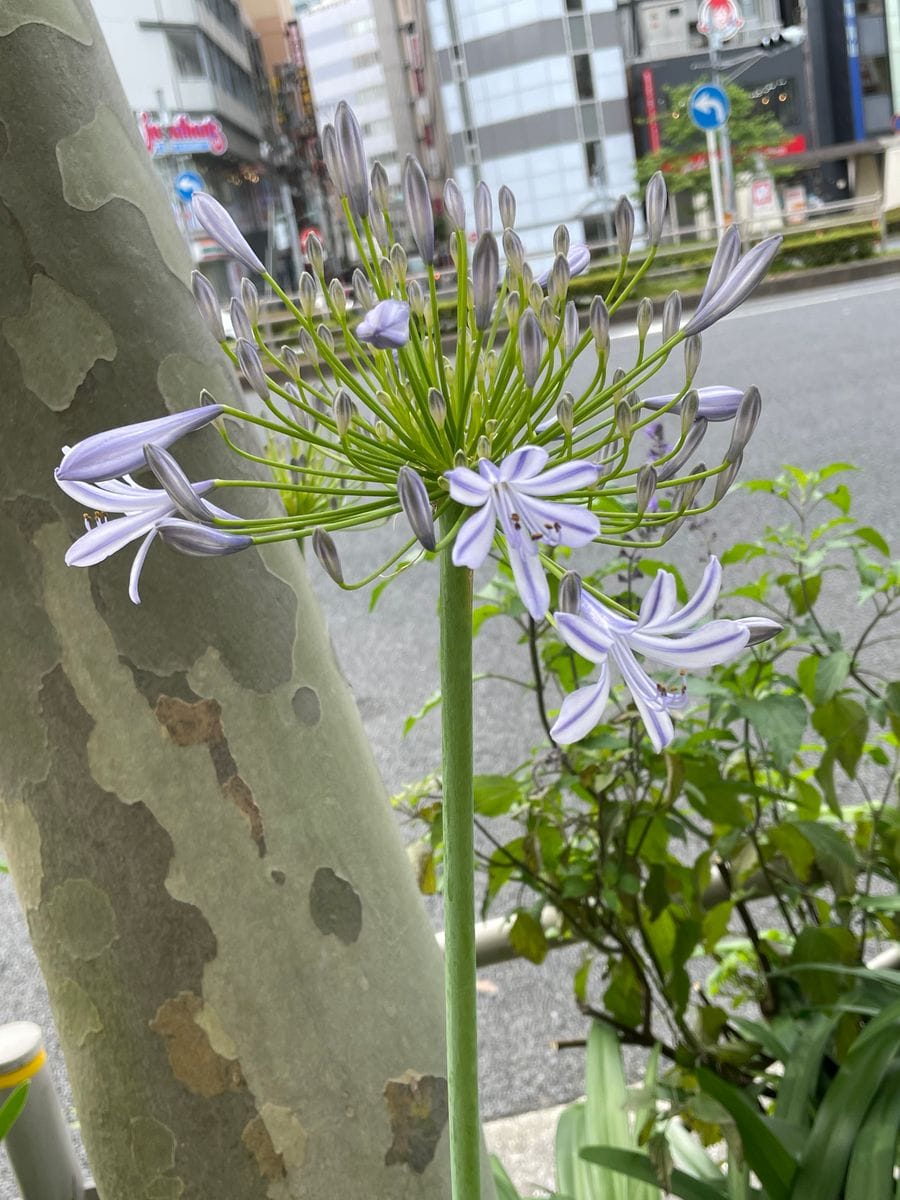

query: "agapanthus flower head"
(686, 235), (781, 334)
(356, 299), (410, 349)
(551, 558), (749, 751)
(642, 384), (743, 423)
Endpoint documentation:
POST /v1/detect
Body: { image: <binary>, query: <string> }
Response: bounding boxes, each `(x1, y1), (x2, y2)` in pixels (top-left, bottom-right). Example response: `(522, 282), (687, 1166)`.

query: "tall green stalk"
(439, 510), (481, 1199)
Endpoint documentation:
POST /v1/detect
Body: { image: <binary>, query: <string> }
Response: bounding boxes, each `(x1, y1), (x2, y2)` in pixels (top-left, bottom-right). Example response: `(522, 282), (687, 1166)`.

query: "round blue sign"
(689, 84), (731, 131)
(174, 170), (205, 202)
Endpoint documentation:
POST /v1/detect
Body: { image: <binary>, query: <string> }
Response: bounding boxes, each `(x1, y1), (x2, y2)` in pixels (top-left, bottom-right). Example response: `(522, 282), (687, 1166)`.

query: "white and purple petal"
(630, 619), (749, 669)
(451, 500), (498, 569)
(642, 557), (722, 636)
(499, 445), (549, 482)
(514, 493), (599, 548)
(550, 667), (611, 744)
(556, 612), (616, 663)
(507, 541), (550, 620)
(637, 569), (678, 630)
(514, 460), (599, 497)
(445, 465), (492, 507)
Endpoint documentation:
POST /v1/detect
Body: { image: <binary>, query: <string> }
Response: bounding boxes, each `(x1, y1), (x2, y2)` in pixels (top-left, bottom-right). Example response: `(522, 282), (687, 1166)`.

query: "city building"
(425, 0), (638, 259)
(95, 0), (269, 294)
(297, 0), (447, 266)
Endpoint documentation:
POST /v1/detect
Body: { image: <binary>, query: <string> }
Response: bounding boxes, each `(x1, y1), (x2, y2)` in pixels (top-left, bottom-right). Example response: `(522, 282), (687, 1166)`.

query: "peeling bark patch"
(57, 978), (102, 1047)
(3, 274), (116, 409)
(0, 0), (92, 42)
(130, 1115), (175, 1176)
(309, 867), (362, 944)
(150, 992), (244, 1098)
(44, 877), (117, 960)
(145, 1177), (184, 1200)
(270, 869), (286, 885)
(292, 685), (321, 727)
(0, 117), (8, 158)
(383, 1071), (448, 1173)
(260, 1103), (308, 1171)
(0, 801), (42, 910)
(3, 495), (57, 542)
(241, 1115), (286, 1182)
(56, 106), (190, 281)
(154, 695), (266, 855)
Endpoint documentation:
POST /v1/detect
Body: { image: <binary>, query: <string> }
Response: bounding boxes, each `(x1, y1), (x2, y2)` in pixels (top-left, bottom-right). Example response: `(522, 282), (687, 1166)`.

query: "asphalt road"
(2, 274), (899, 1193)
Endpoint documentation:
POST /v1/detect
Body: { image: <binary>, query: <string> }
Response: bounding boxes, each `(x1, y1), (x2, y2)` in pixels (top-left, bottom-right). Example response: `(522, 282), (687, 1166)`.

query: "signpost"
(689, 83), (730, 231)
(696, 0), (744, 229)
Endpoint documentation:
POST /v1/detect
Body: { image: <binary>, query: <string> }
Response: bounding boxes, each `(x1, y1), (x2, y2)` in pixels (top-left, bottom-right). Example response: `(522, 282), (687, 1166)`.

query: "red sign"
(751, 177), (775, 207)
(139, 112), (227, 157)
(697, 0), (745, 41)
(299, 226), (323, 254)
(642, 69), (661, 153)
(677, 133), (807, 173)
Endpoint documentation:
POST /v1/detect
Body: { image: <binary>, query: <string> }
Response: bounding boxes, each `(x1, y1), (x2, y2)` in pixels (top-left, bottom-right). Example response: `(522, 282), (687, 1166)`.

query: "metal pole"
(0, 1022), (85, 1200)
(707, 128), (725, 231)
(280, 178), (303, 293)
(709, 31), (736, 224)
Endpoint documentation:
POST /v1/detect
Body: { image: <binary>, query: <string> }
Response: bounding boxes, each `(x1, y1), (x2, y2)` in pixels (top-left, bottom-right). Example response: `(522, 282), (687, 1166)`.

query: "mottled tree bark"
(0, 5), (456, 1197)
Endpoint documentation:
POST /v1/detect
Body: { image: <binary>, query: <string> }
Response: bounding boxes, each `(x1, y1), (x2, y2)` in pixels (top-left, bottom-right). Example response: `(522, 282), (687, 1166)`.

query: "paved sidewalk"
(485, 1103), (567, 1196)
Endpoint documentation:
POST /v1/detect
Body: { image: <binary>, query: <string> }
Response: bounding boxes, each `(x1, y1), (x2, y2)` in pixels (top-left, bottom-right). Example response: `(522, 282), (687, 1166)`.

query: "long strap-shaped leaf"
(580, 1147), (732, 1200)
(775, 1012), (839, 1131)
(791, 999), (900, 1200)
(844, 1063), (900, 1200)
(696, 1068), (797, 1200)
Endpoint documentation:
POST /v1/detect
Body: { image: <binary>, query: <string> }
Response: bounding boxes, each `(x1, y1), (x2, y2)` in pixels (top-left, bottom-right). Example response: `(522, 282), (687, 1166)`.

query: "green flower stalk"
(53, 101), (782, 1200)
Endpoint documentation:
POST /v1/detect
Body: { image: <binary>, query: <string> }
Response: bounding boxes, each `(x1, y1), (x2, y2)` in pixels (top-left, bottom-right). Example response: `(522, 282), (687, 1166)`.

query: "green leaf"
(695, 1068), (797, 1199)
(579, 1148), (729, 1200)
(844, 1063), (900, 1200)
(573, 954), (594, 1006)
(854, 526), (890, 556)
(720, 542), (766, 566)
(734, 694), (808, 772)
(791, 999), (900, 1200)
(508, 911), (548, 964)
(824, 483), (852, 514)
(812, 652), (851, 705)
(491, 1154), (523, 1200)
(775, 1012), (839, 1129)
(0, 1082), (29, 1141)
(786, 573), (821, 615)
(473, 774), (522, 817)
(812, 696), (868, 778)
(603, 959), (646, 1030)
(793, 820), (857, 896)
(885, 682), (900, 739)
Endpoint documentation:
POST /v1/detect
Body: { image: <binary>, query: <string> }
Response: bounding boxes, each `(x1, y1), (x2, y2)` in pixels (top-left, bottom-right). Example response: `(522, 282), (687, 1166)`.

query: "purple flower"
(56, 405), (223, 482)
(397, 465), (436, 551)
(156, 519), (253, 557)
(356, 299), (410, 349)
(641, 385), (744, 423)
(537, 244), (590, 288)
(685, 235), (782, 335)
(56, 472), (223, 604)
(551, 557), (750, 751)
(192, 192), (265, 274)
(446, 446), (600, 619)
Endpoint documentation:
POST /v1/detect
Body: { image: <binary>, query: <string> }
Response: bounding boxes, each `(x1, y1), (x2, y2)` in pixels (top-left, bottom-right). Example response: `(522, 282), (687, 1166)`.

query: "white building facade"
(426, 0), (638, 255)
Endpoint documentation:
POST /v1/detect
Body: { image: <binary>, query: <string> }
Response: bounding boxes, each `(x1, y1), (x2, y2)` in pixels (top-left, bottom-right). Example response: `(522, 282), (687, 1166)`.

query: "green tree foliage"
(636, 81), (791, 195)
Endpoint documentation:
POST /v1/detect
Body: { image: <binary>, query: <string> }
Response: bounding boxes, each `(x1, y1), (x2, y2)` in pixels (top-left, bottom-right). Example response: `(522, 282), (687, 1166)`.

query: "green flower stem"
(608, 246), (658, 315)
(438, 509), (481, 1200)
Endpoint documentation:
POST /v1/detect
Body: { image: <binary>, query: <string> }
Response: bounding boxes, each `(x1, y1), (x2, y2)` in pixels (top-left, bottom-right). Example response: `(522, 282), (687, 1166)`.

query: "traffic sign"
(697, 0), (744, 42)
(689, 84), (731, 131)
(174, 170), (205, 202)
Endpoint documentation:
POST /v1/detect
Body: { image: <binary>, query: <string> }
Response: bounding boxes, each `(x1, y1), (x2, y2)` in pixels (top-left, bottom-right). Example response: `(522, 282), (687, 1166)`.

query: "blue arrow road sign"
(174, 170), (205, 202)
(689, 84), (730, 131)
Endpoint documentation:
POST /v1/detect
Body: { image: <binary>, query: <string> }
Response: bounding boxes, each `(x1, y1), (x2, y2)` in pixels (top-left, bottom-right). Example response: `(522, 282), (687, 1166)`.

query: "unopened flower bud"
(558, 571), (582, 615)
(281, 345), (301, 376)
(645, 171), (668, 247)
(352, 268), (375, 311)
(390, 243), (408, 283)
(374, 419), (389, 442)
(505, 292), (521, 324)
(369, 203), (388, 247)
(680, 389), (700, 434)
(539, 299), (557, 338)
(443, 178), (465, 231)
(371, 160), (390, 211)
(192, 192), (264, 273)
(502, 228), (525, 276)
(529, 281), (544, 311)
(553, 224), (570, 257)
(191, 271), (225, 341)
(741, 617), (783, 646)
(698, 225), (741, 309)
(477, 434), (491, 459)
(300, 328), (318, 365)
(240, 277), (259, 324)
(335, 101), (369, 218)
(518, 309), (544, 388)
(317, 324), (334, 353)
(158, 519), (252, 558)
(230, 297), (252, 343)
(615, 195), (635, 257)
(407, 278), (426, 316)
(676, 466), (705, 511)
(428, 387), (447, 427)
(498, 184), (516, 229)
(313, 527), (344, 584)
(725, 387), (761, 462)
(334, 390), (354, 437)
(236, 338), (269, 401)
(379, 257), (395, 291)
(549, 254), (570, 304)
(564, 301), (579, 355)
(657, 417), (708, 481)
(636, 463), (657, 515)
(714, 454), (742, 502)
(306, 232), (324, 276)
(663, 290), (682, 341)
(598, 438), (621, 477)
(615, 398), (635, 437)
(556, 392), (575, 435)
(321, 123), (343, 192)
(299, 272), (318, 318)
(590, 295), (609, 353)
(454, 449), (467, 468)
(636, 297), (653, 340)
(403, 153), (434, 265)
(143, 443), (214, 522)
(684, 334), (702, 382)
(329, 278), (347, 314)
(475, 180), (492, 235)
(473, 232), (499, 331)
(397, 466), (436, 551)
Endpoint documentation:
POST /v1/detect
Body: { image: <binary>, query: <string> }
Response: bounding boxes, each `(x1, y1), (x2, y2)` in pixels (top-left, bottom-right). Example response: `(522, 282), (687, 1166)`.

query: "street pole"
(706, 128), (726, 230)
(709, 31), (736, 225)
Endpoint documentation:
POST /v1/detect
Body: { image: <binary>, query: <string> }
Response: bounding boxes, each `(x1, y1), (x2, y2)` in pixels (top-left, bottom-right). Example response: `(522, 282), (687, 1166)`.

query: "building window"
(356, 83), (386, 105)
(584, 140), (602, 179)
(573, 54), (594, 101)
(566, 0), (583, 9)
(353, 50), (379, 69)
(197, 0), (243, 42)
(347, 16), (376, 37)
(168, 30), (203, 79)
